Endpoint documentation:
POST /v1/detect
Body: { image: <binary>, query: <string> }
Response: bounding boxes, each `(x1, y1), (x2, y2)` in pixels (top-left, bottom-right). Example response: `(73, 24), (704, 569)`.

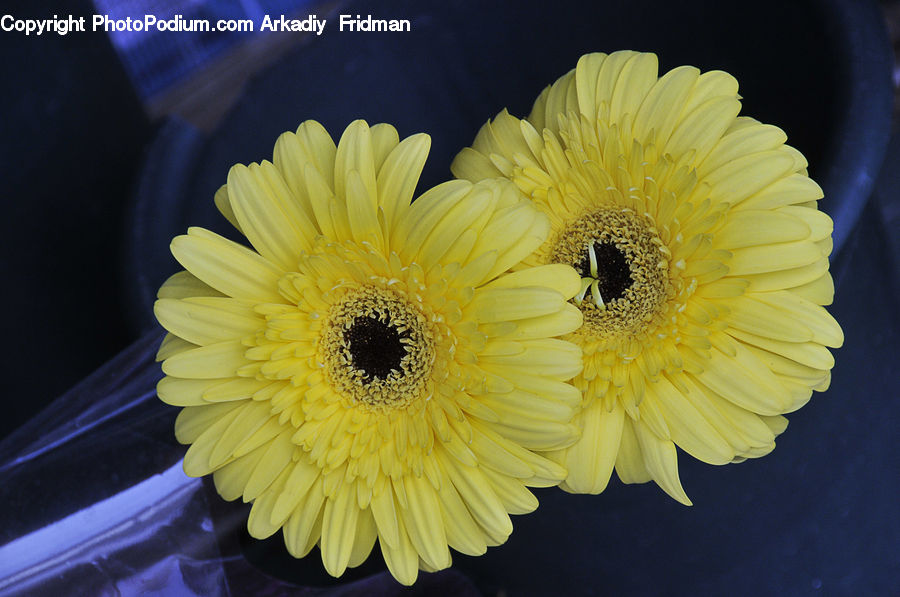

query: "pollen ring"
(550, 208), (670, 340)
(321, 285), (435, 411)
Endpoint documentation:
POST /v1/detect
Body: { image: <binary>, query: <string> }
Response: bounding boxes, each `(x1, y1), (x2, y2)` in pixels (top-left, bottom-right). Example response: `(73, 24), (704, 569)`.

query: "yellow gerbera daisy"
(452, 51), (843, 505)
(153, 119), (584, 584)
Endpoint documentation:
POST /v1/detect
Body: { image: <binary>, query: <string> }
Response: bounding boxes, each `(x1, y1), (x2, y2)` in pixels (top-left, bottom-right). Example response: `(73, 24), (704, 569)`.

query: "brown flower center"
(321, 286), (434, 411)
(343, 315), (410, 381)
(551, 208), (670, 340)
(574, 241), (634, 303)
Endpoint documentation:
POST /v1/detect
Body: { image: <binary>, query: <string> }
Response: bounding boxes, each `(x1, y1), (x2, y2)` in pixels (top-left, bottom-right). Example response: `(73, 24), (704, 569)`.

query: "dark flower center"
(343, 315), (409, 381)
(576, 241), (633, 302)
(550, 208), (670, 340)
(320, 285), (435, 411)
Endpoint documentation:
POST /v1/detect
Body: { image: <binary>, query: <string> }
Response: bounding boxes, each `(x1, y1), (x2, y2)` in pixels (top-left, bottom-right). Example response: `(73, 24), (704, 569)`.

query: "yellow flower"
(452, 51), (843, 505)
(154, 120), (584, 584)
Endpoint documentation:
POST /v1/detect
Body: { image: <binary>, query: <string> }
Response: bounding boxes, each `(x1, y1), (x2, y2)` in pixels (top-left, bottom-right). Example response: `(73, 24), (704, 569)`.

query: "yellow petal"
(715, 209), (811, 249)
(273, 130), (321, 216)
(741, 257), (830, 293)
(156, 333), (198, 361)
(468, 287), (566, 323)
(650, 376), (734, 465)
(480, 388), (576, 426)
(634, 422), (692, 506)
(348, 507), (378, 568)
(334, 119), (377, 206)
(247, 466), (291, 538)
(500, 305), (584, 341)
(320, 478), (360, 577)
(213, 184), (242, 233)
(271, 459), (321, 525)
(469, 419), (567, 485)
(484, 264), (581, 298)
(414, 184), (494, 270)
(157, 376), (220, 406)
(681, 69), (738, 115)
(666, 96), (741, 163)
(303, 162), (338, 238)
(378, 133), (430, 228)
(209, 400), (273, 468)
(479, 203), (550, 281)
(722, 295), (814, 343)
(727, 328), (835, 370)
(706, 151), (797, 207)
(468, 424), (533, 478)
(698, 120), (787, 176)
(243, 430), (294, 500)
(284, 477), (326, 558)
(760, 414), (789, 436)
(480, 338), (582, 380)
(212, 442), (268, 500)
(479, 466), (538, 515)
(162, 340), (248, 379)
(157, 270), (224, 299)
(573, 51), (610, 118)
(181, 402), (247, 475)
(378, 507), (419, 585)
(171, 228), (284, 302)
(393, 179), (471, 259)
(369, 123), (400, 171)
(777, 205), (832, 241)
(201, 377), (273, 402)
(743, 343), (829, 383)
(614, 418), (652, 484)
(562, 400), (624, 494)
(788, 272), (835, 305)
(728, 240), (822, 276)
(491, 109), (534, 161)
(154, 297), (262, 346)
(535, 70), (577, 135)
(370, 482), (401, 550)
(434, 468), (487, 556)
(345, 169), (383, 249)
(437, 449), (512, 545)
(739, 173), (823, 210)
(274, 120), (337, 195)
(399, 473), (450, 570)
(226, 162), (314, 269)
(678, 374), (776, 455)
(233, 416), (284, 458)
(752, 291), (843, 347)
(607, 52), (658, 124)
(633, 65), (699, 147)
(450, 146), (503, 182)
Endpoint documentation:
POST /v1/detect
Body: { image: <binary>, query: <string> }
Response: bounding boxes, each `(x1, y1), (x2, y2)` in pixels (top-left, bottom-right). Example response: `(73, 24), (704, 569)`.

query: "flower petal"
(157, 270), (224, 299)
(284, 477), (326, 558)
(227, 161), (315, 269)
(321, 479), (360, 577)
(399, 473), (451, 570)
(334, 119), (377, 206)
(154, 297), (262, 346)
(171, 228), (284, 302)
(377, 133), (430, 228)
(633, 421), (692, 506)
(561, 401), (624, 494)
(162, 340), (249, 379)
